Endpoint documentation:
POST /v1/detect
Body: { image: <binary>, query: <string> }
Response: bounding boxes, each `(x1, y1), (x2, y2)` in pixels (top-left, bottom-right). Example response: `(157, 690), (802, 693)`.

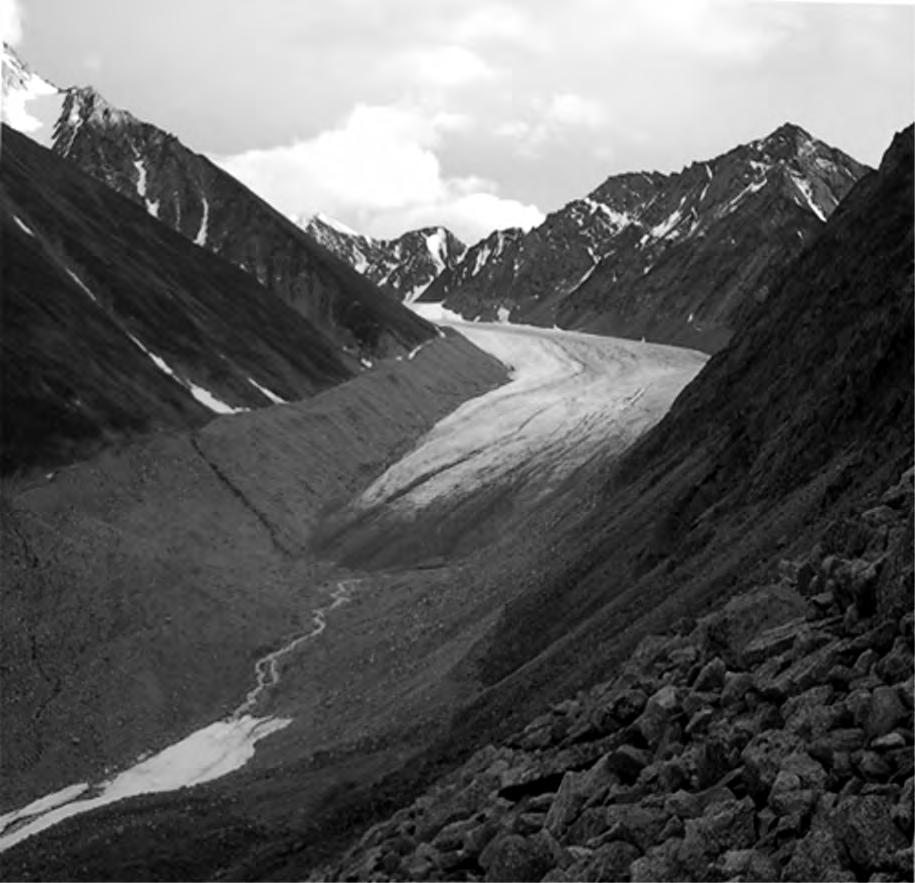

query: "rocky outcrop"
(328, 466), (914, 882)
(43, 76), (436, 361)
(303, 215), (466, 303)
(422, 124), (868, 353)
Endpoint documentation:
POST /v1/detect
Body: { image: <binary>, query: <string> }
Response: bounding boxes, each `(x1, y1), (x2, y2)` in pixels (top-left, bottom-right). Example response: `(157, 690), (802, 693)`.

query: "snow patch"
(314, 211), (362, 238)
(126, 334), (248, 414)
(194, 197), (209, 246)
(425, 228), (447, 274)
(0, 717), (289, 852)
(496, 306), (511, 323)
(66, 269), (98, 303)
(134, 159), (147, 197)
(12, 215), (35, 237)
(247, 377), (287, 405)
(649, 195), (687, 239)
(789, 173), (827, 222)
(582, 197), (633, 230)
(0, 47), (63, 147)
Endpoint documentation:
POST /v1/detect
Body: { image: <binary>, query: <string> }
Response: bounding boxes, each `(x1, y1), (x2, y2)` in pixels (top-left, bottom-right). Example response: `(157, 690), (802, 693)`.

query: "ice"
(134, 159), (147, 197)
(66, 269), (99, 303)
(582, 197), (633, 230)
(187, 382), (249, 415)
(410, 302), (466, 325)
(789, 173), (827, 222)
(0, 717), (289, 853)
(496, 305), (511, 323)
(314, 211), (362, 238)
(649, 195), (687, 239)
(247, 377), (287, 405)
(358, 319), (707, 513)
(1, 47), (63, 147)
(126, 334), (247, 414)
(194, 197), (209, 246)
(0, 783), (90, 834)
(12, 215), (35, 237)
(425, 228), (447, 273)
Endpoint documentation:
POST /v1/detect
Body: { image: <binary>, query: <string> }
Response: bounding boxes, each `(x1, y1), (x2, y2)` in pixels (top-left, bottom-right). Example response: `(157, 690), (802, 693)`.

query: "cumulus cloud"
(216, 102), (543, 246)
(0, 0), (23, 45)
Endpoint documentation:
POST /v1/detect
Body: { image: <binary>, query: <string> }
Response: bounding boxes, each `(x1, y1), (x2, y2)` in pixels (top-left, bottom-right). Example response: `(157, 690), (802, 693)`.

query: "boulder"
(863, 686), (909, 739)
(603, 803), (671, 853)
(629, 838), (685, 883)
(479, 832), (555, 882)
(693, 657), (727, 692)
(741, 729), (805, 797)
(578, 840), (641, 882)
(720, 671), (755, 707)
(711, 848), (780, 882)
(697, 583), (807, 668)
(831, 794), (909, 871)
(783, 824), (856, 882)
(678, 796), (756, 876)
(605, 744), (652, 784)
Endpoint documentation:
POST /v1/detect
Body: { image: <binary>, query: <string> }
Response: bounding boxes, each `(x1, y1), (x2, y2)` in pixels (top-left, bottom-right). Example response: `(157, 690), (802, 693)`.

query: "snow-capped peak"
(1, 42), (64, 147)
(313, 211), (366, 240)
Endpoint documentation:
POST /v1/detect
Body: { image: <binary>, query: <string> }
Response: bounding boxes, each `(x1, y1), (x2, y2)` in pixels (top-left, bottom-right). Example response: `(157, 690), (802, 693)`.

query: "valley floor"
(0, 316), (706, 874)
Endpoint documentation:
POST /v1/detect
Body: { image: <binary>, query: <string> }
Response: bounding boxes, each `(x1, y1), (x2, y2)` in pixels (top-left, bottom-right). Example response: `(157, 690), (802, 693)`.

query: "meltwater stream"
(0, 580), (358, 852)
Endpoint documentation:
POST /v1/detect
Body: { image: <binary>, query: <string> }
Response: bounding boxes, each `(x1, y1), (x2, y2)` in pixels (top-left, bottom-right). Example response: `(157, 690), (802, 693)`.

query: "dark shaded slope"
(52, 88), (437, 359)
(474, 124), (914, 715)
(1, 124), (351, 475)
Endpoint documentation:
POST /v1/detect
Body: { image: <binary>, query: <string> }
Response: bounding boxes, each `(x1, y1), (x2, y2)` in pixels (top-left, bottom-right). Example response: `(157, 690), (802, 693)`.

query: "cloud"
(0, 0), (23, 45)
(453, 5), (549, 50)
(495, 91), (608, 157)
(544, 93), (606, 128)
(392, 44), (495, 88)
(215, 102), (543, 246)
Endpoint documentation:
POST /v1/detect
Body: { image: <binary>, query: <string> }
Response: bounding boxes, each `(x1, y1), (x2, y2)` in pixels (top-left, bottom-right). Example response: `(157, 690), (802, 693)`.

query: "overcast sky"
(4, 0), (913, 244)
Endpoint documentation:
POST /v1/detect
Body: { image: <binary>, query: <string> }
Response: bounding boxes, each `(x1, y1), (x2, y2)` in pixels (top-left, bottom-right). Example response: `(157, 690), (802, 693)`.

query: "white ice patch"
(582, 197), (633, 230)
(0, 717), (289, 853)
(0, 783), (90, 835)
(194, 197), (209, 246)
(360, 357), (374, 369)
(0, 48), (63, 147)
(314, 211), (361, 238)
(12, 215), (35, 237)
(496, 306), (512, 323)
(66, 269), (98, 303)
(126, 334), (247, 414)
(134, 159), (147, 197)
(649, 195), (687, 239)
(187, 382), (249, 414)
(425, 228), (447, 274)
(716, 178), (766, 218)
(789, 173), (827, 222)
(247, 377), (287, 405)
(410, 301), (466, 325)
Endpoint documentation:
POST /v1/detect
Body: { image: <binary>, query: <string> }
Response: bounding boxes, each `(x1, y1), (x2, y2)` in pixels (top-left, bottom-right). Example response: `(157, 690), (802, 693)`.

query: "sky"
(3, 0), (913, 245)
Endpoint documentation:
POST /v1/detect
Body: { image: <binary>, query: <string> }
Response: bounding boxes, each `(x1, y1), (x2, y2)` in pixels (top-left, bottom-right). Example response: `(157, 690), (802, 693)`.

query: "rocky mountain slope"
(304, 214), (466, 303)
(422, 123), (869, 352)
(332, 469), (914, 882)
(1, 43), (436, 362)
(1, 124), (353, 476)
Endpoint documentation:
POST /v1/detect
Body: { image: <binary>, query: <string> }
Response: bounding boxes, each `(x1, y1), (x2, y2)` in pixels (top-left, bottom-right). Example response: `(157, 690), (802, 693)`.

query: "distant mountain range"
(419, 122), (869, 352)
(1, 43), (436, 365)
(303, 214), (466, 303)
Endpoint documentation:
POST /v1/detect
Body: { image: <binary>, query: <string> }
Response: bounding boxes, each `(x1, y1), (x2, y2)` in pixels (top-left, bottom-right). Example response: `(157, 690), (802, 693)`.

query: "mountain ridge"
(303, 214), (467, 302)
(421, 122), (870, 352)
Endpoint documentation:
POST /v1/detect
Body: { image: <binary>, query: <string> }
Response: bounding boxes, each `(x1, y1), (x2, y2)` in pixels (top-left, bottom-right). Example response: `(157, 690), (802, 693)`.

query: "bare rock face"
(422, 123), (869, 354)
(303, 215), (466, 303)
(47, 81), (437, 362)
